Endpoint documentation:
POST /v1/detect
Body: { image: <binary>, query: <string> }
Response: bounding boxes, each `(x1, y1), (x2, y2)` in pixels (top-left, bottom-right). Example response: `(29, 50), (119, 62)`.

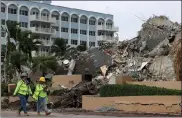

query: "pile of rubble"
(93, 15), (181, 81)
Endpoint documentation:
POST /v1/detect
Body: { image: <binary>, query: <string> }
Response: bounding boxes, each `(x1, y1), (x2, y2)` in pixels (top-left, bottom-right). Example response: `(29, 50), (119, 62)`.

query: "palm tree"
(51, 38), (78, 59)
(51, 38), (68, 57)
(32, 55), (58, 76)
(18, 30), (41, 61)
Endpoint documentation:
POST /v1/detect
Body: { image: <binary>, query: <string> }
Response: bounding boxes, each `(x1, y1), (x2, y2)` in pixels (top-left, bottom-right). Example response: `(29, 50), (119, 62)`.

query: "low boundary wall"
(82, 95), (181, 114)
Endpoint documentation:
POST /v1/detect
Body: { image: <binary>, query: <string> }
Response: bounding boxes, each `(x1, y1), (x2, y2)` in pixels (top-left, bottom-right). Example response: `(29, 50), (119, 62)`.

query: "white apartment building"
(1, 0), (119, 55)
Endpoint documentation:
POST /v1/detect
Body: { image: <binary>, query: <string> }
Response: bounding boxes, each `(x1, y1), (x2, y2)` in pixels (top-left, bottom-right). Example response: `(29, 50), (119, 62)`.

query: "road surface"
(0, 111), (120, 118)
(1, 110), (181, 117)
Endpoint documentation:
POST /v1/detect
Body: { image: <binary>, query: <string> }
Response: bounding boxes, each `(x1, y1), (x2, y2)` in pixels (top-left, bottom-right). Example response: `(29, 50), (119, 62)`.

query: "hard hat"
(63, 60), (69, 65)
(39, 77), (45, 82)
(21, 73), (28, 77)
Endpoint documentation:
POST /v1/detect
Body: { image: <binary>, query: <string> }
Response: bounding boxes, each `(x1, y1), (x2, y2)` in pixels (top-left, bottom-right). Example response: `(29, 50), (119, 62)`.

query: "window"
(46, 38), (49, 44)
(80, 41), (86, 45)
(1, 19), (5, 25)
(89, 31), (95, 36)
(52, 15), (59, 20)
(98, 22), (104, 25)
(31, 12), (38, 16)
(1, 32), (5, 37)
(71, 39), (78, 45)
(54, 27), (59, 31)
(71, 28), (78, 34)
(61, 27), (68, 33)
(20, 10), (28, 16)
(1, 7), (5, 13)
(61, 16), (68, 22)
(89, 20), (95, 25)
(106, 23), (112, 27)
(71, 17), (78, 23)
(80, 19), (87, 24)
(8, 8), (17, 14)
(98, 41), (103, 46)
(106, 33), (113, 37)
(8, 20), (16, 24)
(64, 39), (68, 44)
(89, 42), (95, 47)
(20, 22), (28, 28)
(80, 30), (87, 35)
(98, 31), (104, 36)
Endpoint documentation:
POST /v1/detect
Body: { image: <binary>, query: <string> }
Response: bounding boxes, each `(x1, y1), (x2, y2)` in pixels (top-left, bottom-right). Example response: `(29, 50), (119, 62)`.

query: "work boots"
(24, 112), (29, 116)
(45, 111), (51, 116)
(37, 112), (41, 116)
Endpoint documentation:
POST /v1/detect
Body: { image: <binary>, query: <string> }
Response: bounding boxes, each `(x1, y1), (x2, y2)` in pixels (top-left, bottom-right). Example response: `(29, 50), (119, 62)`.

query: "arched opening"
(51, 11), (59, 20)
(61, 12), (69, 22)
(1, 2), (6, 13)
(98, 18), (104, 26)
(41, 9), (50, 20)
(106, 19), (113, 28)
(89, 17), (96, 25)
(8, 4), (17, 14)
(30, 7), (39, 17)
(80, 15), (87, 24)
(71, 14), (79, 23)
(20, 6), (29, 16)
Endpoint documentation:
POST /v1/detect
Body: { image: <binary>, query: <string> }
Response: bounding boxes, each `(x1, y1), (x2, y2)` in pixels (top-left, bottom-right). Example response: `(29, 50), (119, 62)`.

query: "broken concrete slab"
(149, 56), (175, 80)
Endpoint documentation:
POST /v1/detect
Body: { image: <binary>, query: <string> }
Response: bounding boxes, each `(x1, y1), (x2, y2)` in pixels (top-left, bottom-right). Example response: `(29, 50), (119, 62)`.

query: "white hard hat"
(63, 60), (69, 65)
(21, 73), (28, 77)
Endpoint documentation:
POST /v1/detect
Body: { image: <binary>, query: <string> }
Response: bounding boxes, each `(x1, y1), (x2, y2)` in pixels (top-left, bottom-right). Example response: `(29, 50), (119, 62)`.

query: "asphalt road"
(0, 111), (120, 118)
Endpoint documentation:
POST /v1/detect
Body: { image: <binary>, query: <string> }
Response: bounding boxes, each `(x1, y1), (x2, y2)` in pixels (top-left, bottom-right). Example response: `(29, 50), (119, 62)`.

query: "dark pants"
(18, 94), (28, 113)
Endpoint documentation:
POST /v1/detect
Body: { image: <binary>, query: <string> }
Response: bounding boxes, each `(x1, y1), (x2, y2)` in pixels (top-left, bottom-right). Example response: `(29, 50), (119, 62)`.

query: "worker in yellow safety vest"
(32, 77), (51, 116)
(13, 73), (32, 116)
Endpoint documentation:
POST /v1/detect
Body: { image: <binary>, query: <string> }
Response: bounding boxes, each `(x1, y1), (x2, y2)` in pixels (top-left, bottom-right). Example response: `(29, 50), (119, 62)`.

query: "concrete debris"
(92, 15), (181, 81)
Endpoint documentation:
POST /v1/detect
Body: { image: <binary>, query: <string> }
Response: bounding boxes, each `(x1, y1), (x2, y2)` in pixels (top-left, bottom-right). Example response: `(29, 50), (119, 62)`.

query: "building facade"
(1, 0), (119, 55)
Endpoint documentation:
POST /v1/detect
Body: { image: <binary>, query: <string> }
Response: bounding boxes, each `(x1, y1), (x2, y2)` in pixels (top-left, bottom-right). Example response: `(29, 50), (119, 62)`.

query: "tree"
(51, 38), (68, 57)
(51, 38), (78, 59)
(32, 55), (58, 76)
(3, 20), (42, 81)
(18, 31), (41, 61)
(77, 43), (87, 52)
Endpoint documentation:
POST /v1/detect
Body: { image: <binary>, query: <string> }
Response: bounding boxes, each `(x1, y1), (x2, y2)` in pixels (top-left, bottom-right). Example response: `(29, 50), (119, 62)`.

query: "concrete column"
(87, 18), (89, 48)
(6, 5), (8, 20)
(28, 10), (30, 29)
(17, 7), (20, 23)
(68, 16), (71, 45)
(78, 16), (80, 45)
(95, 19), (98, 47)
(59, 14), (61, 38)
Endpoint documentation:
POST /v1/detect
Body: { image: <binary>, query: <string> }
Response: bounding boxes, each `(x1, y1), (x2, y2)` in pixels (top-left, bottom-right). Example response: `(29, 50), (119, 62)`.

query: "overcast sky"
(52, 1), (181, 40)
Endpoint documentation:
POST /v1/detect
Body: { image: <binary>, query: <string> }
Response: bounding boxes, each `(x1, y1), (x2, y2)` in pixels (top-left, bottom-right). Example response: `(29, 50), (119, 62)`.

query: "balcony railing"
(97, 25), (119, 32)
(30, 15), (57, 24)
(30, 27), (56, 35)
(97, 36), (114, 41)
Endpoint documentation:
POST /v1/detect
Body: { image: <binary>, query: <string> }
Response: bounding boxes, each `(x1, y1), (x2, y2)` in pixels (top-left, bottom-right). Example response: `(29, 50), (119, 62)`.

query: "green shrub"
(1, 83), (8, 96)
(77, 44), (87, 52)
(100, 84), (182, 97)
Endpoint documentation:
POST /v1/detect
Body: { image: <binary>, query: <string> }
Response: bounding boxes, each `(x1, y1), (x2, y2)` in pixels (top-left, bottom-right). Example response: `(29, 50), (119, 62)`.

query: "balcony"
(97, 36), (114, 41)
(51, 20), (60, 26)
(30, 27), (56, 35)
(97, 25), (119, 32)
(30, 15), (57, 24)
